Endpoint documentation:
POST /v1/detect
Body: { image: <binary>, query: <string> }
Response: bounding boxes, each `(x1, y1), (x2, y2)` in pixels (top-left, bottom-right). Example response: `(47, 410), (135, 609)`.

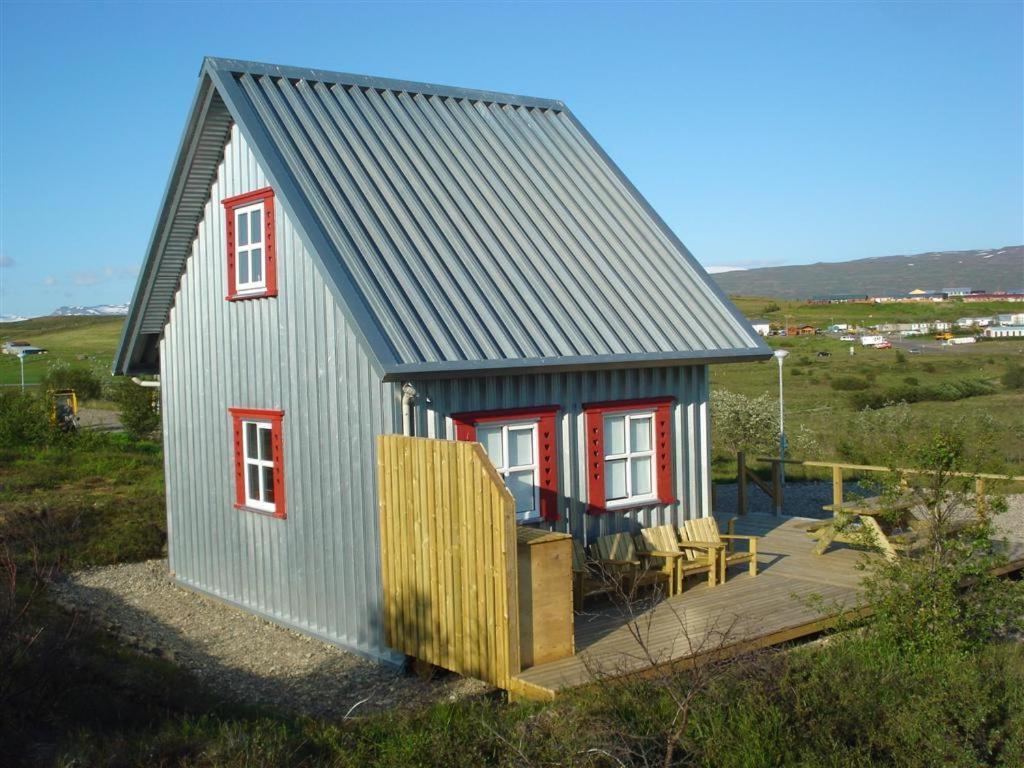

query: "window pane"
(247, 464), (260, 501)
(250, 249), (262, 283)
(605, 415), (625, 455)
(262, 466), (275, 503)
(250, 207), (262, 244)
(507, 469), (536, 514)
(631, 416), (653, 452)
(238, 249), (249, 284)
(478, 426), (504, 469)
(258, 425), (273, 461)
(237, 212), (249, 246)
(632, 456), (653, 497)
(245, 422), (258, 458)
(605, 458), (627, 500)
(508, 426), (534, 468)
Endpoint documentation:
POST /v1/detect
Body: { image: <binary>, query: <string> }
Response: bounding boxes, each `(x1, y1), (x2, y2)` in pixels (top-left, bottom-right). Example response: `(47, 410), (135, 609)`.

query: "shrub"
(894, 350), (906, 364)
(41, 362), (104, 401)
(903, 376), (919, 386)
(762, 301), (781, 314)
(710, 390), (778, 458)
(789, 367), (803, 376)
(112, 378), (161, 439)
(1002, 363), (1024, 390)
(0, 389), (53, 447)
(922, 362), (936, 373)
(829, 375), (870, 391)
(850, 378), (996, 410)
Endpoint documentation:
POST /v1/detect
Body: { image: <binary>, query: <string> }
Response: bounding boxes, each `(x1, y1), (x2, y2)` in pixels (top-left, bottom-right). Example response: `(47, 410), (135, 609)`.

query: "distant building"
(786, 325), (816, 336)
(749, 319), (771, 337)
(961, 293), (1024, 303)
(997, 313), (1024, 326)
(808, 294), (868, 304)
(1, 340), (33, 355)
(984, 326), (1024, 339)
(932, 321), (952, 332)
(956, 316), (994, 328)
(944, 287), (977, 297)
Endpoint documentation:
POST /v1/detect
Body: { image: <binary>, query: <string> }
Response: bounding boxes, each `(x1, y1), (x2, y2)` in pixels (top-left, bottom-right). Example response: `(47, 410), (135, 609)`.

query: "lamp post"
(18, 352), (25, 391)
(773, 349), (789, 488)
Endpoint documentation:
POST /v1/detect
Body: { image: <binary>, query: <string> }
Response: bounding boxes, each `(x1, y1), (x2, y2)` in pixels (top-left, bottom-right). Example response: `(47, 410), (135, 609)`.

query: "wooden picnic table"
(805, 495), (919, 559)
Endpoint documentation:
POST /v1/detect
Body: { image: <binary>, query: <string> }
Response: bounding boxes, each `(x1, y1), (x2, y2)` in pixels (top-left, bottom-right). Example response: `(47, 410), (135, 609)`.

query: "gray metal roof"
(116, 57), (769, 377)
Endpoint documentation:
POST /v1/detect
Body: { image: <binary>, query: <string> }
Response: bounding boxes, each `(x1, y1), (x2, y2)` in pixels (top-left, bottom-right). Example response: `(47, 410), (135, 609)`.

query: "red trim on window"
(223, 187), (277, 301)
(582, 397), (676, 514)
(451, 406), (560, 522)
(228, 407), (286, 519)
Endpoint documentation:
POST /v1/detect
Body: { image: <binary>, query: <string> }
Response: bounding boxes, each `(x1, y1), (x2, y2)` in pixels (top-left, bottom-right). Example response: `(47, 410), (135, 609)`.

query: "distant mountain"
(50, 303), (128, 317)
(711, 246), (1024, 300)
(0, 314), (28, 323)
(705, 265), (747, 275)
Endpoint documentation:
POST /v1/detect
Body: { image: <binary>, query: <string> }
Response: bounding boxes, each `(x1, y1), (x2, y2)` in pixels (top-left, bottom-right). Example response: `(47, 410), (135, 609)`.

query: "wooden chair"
(592, 532), (672, 598)
(571, 539), (614, 611)
(637, 524), (717, 595)
(683, 517), (758, 584)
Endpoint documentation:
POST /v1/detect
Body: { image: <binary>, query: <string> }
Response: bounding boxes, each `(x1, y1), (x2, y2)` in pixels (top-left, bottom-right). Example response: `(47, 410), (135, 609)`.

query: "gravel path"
(51, 560), (492, 719)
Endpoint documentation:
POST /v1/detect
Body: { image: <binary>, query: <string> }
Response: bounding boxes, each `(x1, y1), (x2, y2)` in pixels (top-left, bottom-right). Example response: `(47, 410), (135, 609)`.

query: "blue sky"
(1, 1), (1021, 319)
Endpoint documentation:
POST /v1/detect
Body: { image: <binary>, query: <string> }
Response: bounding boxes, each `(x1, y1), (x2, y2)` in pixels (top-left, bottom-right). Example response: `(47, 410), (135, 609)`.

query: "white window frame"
(477, 419), (541, 523)
(242, 418), (276, 513)
(603, 409), (657, 509)
(234, 200), (267, 294)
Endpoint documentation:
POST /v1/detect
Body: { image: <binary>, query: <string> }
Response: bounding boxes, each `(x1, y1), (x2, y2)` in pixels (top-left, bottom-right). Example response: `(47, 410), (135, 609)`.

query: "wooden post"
(976, 477), (986, 520)
(737, 451), (748, 516)
(832, 465), (843, 509)
(771, 459), (782, 516)
(710, 480), (718, 512)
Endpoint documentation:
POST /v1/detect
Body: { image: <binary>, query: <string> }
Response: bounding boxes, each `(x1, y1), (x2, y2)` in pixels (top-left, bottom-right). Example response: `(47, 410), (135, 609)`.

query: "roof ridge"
(202, 57), (566, 111)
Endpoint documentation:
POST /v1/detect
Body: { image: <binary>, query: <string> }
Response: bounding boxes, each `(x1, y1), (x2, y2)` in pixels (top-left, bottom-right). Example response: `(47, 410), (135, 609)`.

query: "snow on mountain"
(50, 304), (128, 317)
(0, 314), (28, 323)
(705, 266), (747, 274)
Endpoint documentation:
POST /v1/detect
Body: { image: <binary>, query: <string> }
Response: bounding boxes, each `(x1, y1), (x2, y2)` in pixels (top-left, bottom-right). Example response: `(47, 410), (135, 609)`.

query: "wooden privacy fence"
(377, 435), (520, 690)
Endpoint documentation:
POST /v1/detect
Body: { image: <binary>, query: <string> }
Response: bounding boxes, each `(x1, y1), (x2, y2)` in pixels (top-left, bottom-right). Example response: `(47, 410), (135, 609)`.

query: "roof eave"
(381, 346), (772, 382)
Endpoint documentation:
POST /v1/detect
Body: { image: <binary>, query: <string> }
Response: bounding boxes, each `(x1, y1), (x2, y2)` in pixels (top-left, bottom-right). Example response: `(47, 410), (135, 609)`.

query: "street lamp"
(18, 351), (25, 391)
(773, 349), (789, 495)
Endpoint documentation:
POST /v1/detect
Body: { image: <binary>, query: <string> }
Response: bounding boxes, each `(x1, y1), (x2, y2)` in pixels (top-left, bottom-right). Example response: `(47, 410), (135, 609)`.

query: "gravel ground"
(51, 560), (492, 719)
(714, 481), (1024, 539)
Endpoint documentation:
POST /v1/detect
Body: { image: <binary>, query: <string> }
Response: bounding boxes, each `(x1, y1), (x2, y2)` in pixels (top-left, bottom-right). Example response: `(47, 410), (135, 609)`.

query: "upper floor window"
(223, 188), (277, 300)
(584, 397), (675, 513)
(229, 407), (286, 518)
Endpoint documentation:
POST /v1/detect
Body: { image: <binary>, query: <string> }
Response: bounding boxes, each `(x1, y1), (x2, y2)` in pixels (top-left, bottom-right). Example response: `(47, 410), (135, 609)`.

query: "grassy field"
(730, 296), (1024, 327)
(0, 315), (124, 387)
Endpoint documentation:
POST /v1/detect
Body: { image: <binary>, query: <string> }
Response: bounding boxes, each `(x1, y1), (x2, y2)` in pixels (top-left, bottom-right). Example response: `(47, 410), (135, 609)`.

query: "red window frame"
(451, 406), (560, 522)
(223, 187), (278, 301)
(229, 407), (286, 519)
(583, 397), (675, 514)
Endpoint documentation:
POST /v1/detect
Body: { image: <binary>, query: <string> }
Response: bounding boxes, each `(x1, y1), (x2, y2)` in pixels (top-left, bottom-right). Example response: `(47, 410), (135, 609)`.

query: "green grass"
(0, 315), (124, 386)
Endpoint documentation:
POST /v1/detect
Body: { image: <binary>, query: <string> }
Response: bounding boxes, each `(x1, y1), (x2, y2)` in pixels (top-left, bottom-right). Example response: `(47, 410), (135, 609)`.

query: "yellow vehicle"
(50, 389), (80, 431)
(935, 332), (954, 341)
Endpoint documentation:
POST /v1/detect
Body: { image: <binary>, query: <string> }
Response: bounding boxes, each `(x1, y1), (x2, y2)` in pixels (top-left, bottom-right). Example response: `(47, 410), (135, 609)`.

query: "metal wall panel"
(408, 364), (711, 544)
(162, 125), (401, 662)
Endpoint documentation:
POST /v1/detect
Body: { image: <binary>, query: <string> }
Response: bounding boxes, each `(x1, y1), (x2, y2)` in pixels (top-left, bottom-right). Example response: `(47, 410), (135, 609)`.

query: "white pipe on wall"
(401, 383), (417, 436)
(131, 377), (161, 388)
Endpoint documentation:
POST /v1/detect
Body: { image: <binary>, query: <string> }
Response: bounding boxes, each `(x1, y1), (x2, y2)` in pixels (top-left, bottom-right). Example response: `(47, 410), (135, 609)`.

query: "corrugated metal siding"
(220, 67), (760, 369)
(162, 125), (400, 662)
(408, 365), (711, 544)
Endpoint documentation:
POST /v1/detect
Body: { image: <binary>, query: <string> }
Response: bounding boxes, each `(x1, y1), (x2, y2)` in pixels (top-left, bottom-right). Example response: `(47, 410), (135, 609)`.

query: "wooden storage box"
(516, 527), (574, 669)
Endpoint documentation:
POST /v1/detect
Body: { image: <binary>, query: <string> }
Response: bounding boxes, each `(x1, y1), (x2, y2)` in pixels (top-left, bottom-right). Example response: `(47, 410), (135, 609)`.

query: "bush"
(762, 301), (781, 314)
(1002, 363), (1024, 390)
(789, 367), (803, 376)
(922, 362), (936, 373)
(903, 376), (919, 386)
(711, 390), (778, 458)
(0, 389), (53, 447)
(112, 379), (161, 439)
(41, 362), (104, 401)
(829, 375), (870, 391)
(894, 350), (906, 364)
(850, 378), (996, 410)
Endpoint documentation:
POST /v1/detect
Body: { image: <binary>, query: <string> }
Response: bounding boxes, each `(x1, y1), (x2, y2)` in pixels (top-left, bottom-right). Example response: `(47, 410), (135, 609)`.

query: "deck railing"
(377, 435), (520, 689)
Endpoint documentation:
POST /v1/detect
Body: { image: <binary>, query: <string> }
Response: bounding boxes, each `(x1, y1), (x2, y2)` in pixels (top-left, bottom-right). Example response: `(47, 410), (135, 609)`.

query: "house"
(956, 316), (994, 329)
(807, 294), (867, 305)
(997, 313), (1024, 326)
(984, 326), (1024, 339)
(932, 321), (952, 332)
(944, 287), (976, 297)
(962, 292), (1024, 303)
(115, 58), (768, 663)
(2, 340), (32, 354)
(826, 323), (849, 332)
(786, 325), (815, 336)
(749, 319), (771, 337)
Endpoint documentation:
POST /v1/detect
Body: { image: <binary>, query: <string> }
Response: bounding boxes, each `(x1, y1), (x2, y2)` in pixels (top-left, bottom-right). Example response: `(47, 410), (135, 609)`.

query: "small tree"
(1002, 363), (1024, 390)
(710, 390), (778, 459)
(112, 378), (160, 440)
(41, 361), (103, 401)
(0, 389), (53, 448)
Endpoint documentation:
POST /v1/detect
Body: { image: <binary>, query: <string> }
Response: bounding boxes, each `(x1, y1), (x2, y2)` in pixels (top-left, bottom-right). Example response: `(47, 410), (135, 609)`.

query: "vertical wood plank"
(832, 465), (843, 509)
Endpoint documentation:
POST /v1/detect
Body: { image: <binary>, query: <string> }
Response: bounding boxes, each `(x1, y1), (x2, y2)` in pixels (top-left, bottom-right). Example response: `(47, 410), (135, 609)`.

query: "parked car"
(874, 341), (893, 349)
(840, 334), (856, 342)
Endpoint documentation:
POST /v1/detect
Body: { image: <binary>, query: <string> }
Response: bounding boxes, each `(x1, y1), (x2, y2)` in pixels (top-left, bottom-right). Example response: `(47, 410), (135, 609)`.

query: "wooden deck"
(509, 513), (1024, 700)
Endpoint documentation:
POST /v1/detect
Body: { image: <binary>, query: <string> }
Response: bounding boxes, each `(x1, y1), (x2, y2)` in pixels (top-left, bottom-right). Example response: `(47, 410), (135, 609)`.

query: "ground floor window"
(229, 408), (286, 518)
(452, 406), (559, 523)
